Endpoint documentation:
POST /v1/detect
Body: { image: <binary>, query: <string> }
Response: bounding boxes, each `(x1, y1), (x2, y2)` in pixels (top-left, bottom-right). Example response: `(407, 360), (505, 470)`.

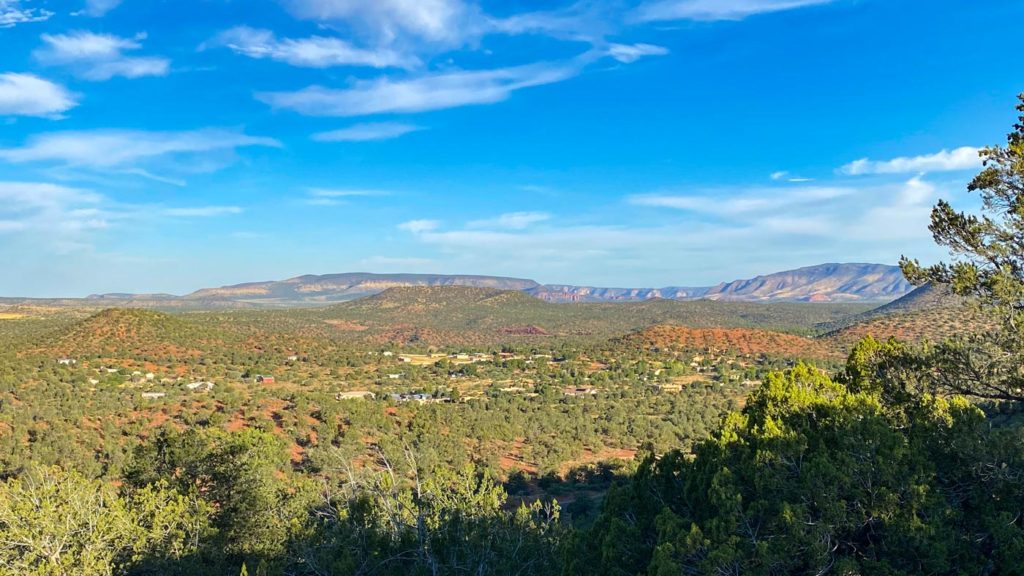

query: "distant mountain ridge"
(82, 263), (912, 306)
(184, 273), (540, 303)
(528, 263), (911, 303)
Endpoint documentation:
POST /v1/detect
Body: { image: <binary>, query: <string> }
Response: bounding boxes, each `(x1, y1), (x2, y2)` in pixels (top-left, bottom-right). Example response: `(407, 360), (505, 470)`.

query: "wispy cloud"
(0, 0), (52, 27)
(632, 177), (945, 243)
(606, 43), (669, 63)
(258, 58), (587, 117)
(0, 181), (110, 252)
(0, 73), (78, 118)
(282, 0), (482, 47)
(163, 206), (243, 217)
(0, 128), (280, 183)
(632, 0), (835, 22)
(398, 219), (440, 233)
(79, 0), (122, 17)
(35, 31), (170, 81)
(630, 185), (850, 217)
(489, 2), (621, 42)
(303, 187), (391, 205)
(770, 170), (813, 183)
(312, 122), (423, 142)
(396, 177), (950, 285)
(467, 211), (551, 230)
(209, 26), (418, 69)
(840, 146), (982, 175)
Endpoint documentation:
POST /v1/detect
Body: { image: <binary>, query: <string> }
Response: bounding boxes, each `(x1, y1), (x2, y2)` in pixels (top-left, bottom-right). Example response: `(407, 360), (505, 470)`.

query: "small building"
(145, 373), (155, 381)
(387, 373), (402, 380)
(286, 355), (299, 362)
(187, 381), (215, 391)
(255, 375), (275, 384)
(388, 392), (431, 403)
(382, 351), (394, 357)
(141, 392), (166, 399)
(57, 358), (76, 366)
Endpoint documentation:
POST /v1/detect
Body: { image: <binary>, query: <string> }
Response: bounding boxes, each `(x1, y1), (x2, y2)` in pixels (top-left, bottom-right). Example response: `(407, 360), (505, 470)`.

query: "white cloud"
(312, 122), (423, 142)
(770, 170), (813, 183)
(0, 128), (279, 168)
(257, 58), (585, 117)
(632, 0), (835, 22)
(0, 181), (110, 252)
(398, 219), (440, 233)
(467, 211), (550, 230)
(488, 2), (620, 42)
(633, 177), (947, 243)
(210, 26), (418, 69)
(0, 0), (52, 27)
(840, 146), (982, 175)
(81, 0), (122, 17)
(283, 0), (481, 46)
(35, 31), (170, 81)
(606, 43), (669, 63)
(0, 128), (280, 184)
(303, 187), (391, 205)
(0, 73), (78, 117)
(394, 177), (955, 286)
(163, 206), (243, 217)
(630, 185), (851, 217)
(0, 181), (102, 210)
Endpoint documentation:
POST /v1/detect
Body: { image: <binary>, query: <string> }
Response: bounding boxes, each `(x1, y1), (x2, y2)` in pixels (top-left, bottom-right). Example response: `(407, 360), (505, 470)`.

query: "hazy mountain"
(702, 263), (913, 302)
(75, 263), (912, 306)
(530, 263), (912, 303)
(183, 273), (541, 303)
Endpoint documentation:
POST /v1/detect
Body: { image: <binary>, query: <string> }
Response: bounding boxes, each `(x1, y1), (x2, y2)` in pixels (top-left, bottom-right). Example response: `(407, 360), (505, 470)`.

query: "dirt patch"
(625, 324), (838, 359)
(324, 320), (369, 331)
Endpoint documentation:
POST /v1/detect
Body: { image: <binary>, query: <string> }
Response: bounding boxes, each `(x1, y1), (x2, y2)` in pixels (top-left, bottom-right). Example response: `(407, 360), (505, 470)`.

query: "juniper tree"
(901, 93), (1024, 401)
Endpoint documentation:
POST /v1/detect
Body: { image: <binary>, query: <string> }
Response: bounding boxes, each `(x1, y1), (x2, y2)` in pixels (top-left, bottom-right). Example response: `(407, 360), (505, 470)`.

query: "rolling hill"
(311, 286), (872, 345)
(31, 308), (241, 361)
(816, 282), (995, 350)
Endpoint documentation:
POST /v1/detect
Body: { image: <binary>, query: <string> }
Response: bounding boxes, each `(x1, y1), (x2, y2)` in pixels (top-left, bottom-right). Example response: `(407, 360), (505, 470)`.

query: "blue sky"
(0, 0), (1021, 296)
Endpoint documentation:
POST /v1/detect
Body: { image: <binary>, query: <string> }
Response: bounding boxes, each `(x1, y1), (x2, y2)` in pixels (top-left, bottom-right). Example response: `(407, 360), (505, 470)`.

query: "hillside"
(31, 308), (240, 361)
(313, 286), (872, 345)
(619, 324), (839, 360)
(814, 283), (994, 350)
